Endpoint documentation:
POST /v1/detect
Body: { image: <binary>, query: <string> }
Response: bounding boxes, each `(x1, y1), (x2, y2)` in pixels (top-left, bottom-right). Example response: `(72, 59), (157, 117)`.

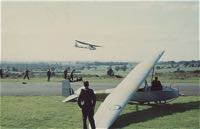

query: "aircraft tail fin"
(62, 84), (85, 102)
(62, 79), (74, 97)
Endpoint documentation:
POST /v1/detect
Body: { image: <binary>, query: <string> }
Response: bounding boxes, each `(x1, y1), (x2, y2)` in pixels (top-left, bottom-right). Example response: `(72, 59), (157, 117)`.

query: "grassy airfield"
(1, 63), (200, 84)
(1, 64), (199, 128)
(0, 74), (199, 84)
(1, 96), (199, 129)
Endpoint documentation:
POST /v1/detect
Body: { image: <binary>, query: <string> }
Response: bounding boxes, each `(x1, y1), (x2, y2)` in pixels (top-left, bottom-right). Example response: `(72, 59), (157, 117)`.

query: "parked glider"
(62, 50), (179, 128)
(62, 51), (178, 104)
(75, 40), (102, 50)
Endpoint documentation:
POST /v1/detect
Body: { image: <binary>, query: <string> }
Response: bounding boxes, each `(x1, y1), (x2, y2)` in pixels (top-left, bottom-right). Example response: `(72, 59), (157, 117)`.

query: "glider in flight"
(75, 40), (102, 50)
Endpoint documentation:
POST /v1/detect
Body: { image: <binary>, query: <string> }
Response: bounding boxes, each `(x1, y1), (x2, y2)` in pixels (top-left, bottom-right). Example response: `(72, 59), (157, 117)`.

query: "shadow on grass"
(111, 101), (200, 128)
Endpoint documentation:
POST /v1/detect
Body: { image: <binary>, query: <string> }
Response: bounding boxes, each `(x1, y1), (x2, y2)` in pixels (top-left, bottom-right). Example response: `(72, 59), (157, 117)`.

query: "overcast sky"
(1, 1), (199, 62)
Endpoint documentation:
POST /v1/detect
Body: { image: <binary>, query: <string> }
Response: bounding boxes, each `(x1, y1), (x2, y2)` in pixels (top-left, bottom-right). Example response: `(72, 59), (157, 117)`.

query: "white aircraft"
(75, 40), (102, 50)
(62, 51), (179, 129)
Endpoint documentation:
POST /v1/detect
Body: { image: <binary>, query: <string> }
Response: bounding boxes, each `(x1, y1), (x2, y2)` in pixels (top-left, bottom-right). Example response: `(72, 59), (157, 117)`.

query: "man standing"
(70, 69), (75, 81)
(47, 69), (51, 82)
(64, 69), (68, 79)
(0, 68), (3, 78)
(23, 69), (30, 80)
(78, 81), (96, 129)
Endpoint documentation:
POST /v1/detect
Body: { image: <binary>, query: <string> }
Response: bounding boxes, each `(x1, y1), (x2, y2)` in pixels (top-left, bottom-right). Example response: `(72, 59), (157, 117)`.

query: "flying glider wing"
(90, 44), (102, 47)
(62, 88), (113, 102)
(75, 40), (102, 47)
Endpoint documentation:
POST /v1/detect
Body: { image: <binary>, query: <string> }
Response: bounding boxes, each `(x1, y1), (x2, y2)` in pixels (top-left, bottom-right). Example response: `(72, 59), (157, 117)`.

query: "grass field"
(0, 76), (122, 84)
(1, 65), (200, 84)
(1, 96), (199, 129)
(0, 74), (199, 84)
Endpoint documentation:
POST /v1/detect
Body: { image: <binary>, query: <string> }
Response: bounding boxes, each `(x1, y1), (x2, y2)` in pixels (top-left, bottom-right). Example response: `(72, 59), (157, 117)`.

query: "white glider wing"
(75, 40), (102, 47)
(62, 86), (84, 102)
(94, 88), (113, 94)
(94, 51), (165, 129)
(62, 94), (78, 102)
(62, 87), (113, 102)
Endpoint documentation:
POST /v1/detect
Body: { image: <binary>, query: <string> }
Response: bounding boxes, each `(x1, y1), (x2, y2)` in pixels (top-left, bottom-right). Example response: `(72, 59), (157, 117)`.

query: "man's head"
(155, 77), (158, 81)
(83, 81), (89, 88)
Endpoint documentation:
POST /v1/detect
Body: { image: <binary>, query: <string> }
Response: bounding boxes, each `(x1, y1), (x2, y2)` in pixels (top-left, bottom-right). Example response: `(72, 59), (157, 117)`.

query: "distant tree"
(174, 64), (179, 68)
(114, 66), (120, 71)
(121, 65), (127, 71)
(87, 65), (91, 70)
(184, 62), (190, 67)
(51, 67), (55, 71)
(66, 67), (70, 71)
(12, 67), (18, 71)
(171, 61), (175, 68)
(6, 66), (11, 71)
(79, 66), (85, 70)
(189, 64), (195, 67)
(156, 66), (161, 69)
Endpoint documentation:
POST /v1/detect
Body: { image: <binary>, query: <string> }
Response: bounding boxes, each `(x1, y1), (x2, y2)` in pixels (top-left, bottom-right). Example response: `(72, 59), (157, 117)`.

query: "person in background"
(0, 68), (3, 78)
(23, 69), (30, 80)
(47, 69), (51, 82)
(70, 69), (75, 81)
(64, 69), (68, 79)
(151, 76), (162, 90)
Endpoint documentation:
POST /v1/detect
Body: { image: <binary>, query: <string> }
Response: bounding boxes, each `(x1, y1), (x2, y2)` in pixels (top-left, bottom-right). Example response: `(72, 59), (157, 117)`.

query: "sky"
(1, 1), (199, 62)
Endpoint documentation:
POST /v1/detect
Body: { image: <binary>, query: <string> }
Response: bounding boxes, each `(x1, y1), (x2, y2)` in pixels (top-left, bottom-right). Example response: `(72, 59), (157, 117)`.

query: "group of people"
(0, 68), (76, 82)
(23, 69), (52, 81)
(64, 69), (75, 81)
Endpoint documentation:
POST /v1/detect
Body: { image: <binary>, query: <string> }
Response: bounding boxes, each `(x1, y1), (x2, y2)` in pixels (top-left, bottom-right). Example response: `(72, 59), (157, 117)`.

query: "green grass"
(1, 96), (199, 129)
(112, 96), (200, 129)
(1, 65), (199, 84)
(0, 77), (63, 83)
(0, 75), (199, 84)
(0, 96), (83, 129)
